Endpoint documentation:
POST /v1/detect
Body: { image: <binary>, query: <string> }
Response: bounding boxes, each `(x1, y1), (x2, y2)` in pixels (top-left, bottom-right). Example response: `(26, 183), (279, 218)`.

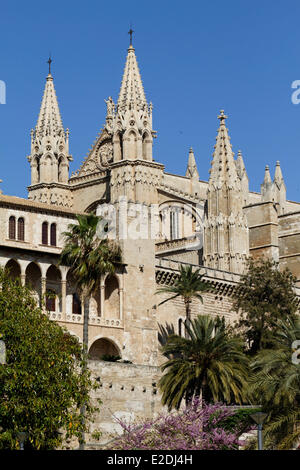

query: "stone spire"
(204, 111), (249, 274)
(117, 44), (148, 114)
(273, 161), (286, 213)
(235, 150), (249, 205)
(209, 110), (238, 185)
(185, 147), (199, 179)
(35, 72), (64, 139)
(27, 68), (72, 187)
(27, 66), (73, 208)
(109, 44), (156, 162)
(261, 165), (275, 202)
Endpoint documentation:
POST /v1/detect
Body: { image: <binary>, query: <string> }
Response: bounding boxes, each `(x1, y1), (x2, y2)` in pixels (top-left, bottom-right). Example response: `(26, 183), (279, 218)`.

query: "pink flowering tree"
(111, 399), (255, 450)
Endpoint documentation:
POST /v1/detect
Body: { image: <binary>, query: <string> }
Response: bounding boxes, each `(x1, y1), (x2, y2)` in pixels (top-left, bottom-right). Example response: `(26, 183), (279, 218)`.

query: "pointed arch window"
(9, 216), (16, 240)
(50, 223), (57, 246)
(42, 222), (48, 245)
(17, 217), (25, 241)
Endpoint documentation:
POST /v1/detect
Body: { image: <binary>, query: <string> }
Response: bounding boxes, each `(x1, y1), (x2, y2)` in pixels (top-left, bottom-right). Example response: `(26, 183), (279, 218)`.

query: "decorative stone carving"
(98, 142), (113, 167)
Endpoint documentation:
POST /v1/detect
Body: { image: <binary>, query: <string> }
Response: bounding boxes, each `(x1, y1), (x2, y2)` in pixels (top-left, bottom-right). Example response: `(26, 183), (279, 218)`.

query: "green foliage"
(159, 314), (249, 410)
(249, 316), (300, 449)
(156, 264), (212, 323)
(219, 408), (260, 435)
(60, 213), (122, 297)
(0, 270), (100, 450)
(233, 258), (298, 355)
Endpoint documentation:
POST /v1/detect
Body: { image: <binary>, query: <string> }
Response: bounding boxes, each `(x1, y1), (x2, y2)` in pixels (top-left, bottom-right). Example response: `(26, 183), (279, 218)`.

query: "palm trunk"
(184, 299), (191, 338)
(79, 295), (89, 450)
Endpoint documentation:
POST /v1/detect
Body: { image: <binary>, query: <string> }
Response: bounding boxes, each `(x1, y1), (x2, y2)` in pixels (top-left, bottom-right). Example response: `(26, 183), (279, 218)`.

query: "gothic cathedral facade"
(1, 42), (300, 439)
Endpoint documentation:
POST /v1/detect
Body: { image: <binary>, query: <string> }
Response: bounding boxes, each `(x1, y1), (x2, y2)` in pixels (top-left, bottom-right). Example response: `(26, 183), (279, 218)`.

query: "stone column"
(61, 280), (67, 318)
(41, 277), (46, 309)
(100, 276), (105, 318)
(119, 287), (123, 320)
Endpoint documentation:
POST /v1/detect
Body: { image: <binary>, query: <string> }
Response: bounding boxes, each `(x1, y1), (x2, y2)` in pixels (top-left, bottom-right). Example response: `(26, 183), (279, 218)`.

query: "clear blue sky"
(1, 0), (300, 201)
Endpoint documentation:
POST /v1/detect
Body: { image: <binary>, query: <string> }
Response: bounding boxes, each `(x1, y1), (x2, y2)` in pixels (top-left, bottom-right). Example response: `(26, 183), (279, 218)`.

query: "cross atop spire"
(47, 55), (52, 75)
(128, 27), (134, 47)
(218, 109), (227, 123)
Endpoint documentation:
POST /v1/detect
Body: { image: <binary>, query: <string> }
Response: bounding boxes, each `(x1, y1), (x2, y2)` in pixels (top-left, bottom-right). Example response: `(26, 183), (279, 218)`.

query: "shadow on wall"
(88, 337), (121, 361)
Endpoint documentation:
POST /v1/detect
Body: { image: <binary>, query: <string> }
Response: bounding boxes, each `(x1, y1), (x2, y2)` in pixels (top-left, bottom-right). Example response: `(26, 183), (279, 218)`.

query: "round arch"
(88, 336), (121, 360)
(4, 259), (21, 279)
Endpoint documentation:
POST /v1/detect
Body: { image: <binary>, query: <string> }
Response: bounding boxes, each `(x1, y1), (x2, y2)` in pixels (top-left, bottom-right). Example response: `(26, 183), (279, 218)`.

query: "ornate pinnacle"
(218, 109), (227, 122)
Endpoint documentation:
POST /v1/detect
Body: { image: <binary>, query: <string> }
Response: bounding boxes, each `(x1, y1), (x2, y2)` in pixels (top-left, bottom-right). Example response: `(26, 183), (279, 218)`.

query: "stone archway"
(88, 337), (121, 360)
(25, 262), (41, 305)
(46, 265), (62, 312)
(5, 259), (21, 280)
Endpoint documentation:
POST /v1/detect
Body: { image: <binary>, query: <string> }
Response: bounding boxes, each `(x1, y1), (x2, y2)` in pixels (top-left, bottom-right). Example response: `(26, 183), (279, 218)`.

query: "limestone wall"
(87, 360), (165, 445)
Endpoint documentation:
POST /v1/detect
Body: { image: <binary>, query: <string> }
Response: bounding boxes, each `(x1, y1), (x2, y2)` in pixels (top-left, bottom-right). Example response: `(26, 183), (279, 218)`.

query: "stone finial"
(185, 147), (199, 179)
(263, 165), (272, 184)
(274, 160), (284, 186)
(236, 150), (246, 178)
(218, 109), (228, 123)
(273, 161), (286, 213)
(261, 165), (275, 203)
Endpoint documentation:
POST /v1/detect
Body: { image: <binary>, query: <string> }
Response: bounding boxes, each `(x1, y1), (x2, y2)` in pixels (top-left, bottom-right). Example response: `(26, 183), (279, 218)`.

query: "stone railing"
(155, 236), (200, 253)
(156, 258), (241, 283)
(88, 317), (123, 328)
(48, 312), (123, 327)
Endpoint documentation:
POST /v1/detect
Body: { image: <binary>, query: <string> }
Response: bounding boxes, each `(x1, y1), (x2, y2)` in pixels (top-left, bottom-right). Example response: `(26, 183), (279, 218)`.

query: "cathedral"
(1, 39), (300, 440)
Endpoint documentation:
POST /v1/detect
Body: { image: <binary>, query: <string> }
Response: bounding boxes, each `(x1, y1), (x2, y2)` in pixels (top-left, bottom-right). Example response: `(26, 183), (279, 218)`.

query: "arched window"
(170, 210), (179, 240)
(72, 293), (82, 315)
(42, 222), (48, 245)
(104, 275), (120, 318)
(9, 216), (16, 239)
(128, 130), (137, 159)
(46, 289), (56, 312)
(17, 217), (25, 241)
(142, 131), (151, 160)
(50, 223), (56, 246)
(178, 318), (183, 337)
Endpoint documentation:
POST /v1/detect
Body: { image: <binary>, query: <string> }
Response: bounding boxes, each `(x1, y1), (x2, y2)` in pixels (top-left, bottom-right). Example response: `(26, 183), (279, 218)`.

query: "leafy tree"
(111, 399), (253, 450)
(156, 264), (212, 334)
(232, 258), (298, 355)
(0, 270), (99, 450)
(158, 315), (248, 410)
(249, 316), (300, 449)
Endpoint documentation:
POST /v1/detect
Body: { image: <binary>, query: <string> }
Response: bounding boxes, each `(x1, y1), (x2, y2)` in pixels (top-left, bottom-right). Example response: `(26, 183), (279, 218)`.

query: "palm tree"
(159, 314), (248, 410)
(60, 213), (121, 350)
(156, 264), (211, 335)
(250, 317), (300, 449)
(59, 213), (121, 447)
